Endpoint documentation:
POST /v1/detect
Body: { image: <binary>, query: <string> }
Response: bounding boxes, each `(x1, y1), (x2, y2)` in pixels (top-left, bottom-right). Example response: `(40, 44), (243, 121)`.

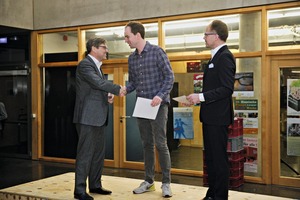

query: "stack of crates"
(227, 117), (244, 188)
(203, 118), (244, 188)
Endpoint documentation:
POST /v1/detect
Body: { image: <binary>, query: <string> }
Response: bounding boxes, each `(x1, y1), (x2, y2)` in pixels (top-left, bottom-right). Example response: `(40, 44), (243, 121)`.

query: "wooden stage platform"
(0, 172), (295, 200)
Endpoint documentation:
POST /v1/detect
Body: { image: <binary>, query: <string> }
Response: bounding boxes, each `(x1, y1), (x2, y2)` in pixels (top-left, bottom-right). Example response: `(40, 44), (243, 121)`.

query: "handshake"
(107, 86), (127, 104)
(119, 86), (127, 97)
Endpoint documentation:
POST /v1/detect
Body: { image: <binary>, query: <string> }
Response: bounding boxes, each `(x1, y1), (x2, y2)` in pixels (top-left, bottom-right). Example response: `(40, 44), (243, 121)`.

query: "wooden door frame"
(270, 55), (300, 187)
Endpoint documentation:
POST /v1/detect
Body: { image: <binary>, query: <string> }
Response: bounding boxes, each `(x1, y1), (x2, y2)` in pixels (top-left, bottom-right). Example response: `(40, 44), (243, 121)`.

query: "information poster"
(233, 72), (254, 97)
(243, 136), (258, 173)
(286, 79), (300, 156)
(193, 73), (203, 93)
(287, 79), (300, 116)
(186, 62), (204, 73)
(173, 107), (194, 139)
(234, 99), (259, 173)
(234, 99), (258, 134)
(286, 118), (300, 156)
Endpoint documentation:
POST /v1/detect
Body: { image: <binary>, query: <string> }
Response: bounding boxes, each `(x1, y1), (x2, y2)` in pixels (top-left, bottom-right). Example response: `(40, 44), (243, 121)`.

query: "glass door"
(271, 57), (300, 187)
(119, 72), (144, 170)
(0, 63), (31, 158)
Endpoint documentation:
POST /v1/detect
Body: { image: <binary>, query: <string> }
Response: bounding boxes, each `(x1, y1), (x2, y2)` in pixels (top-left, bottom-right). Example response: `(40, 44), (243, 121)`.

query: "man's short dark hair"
(125, 21), (145, 39)
(86, 37), (106, 54)
(210, 20), (229, 42)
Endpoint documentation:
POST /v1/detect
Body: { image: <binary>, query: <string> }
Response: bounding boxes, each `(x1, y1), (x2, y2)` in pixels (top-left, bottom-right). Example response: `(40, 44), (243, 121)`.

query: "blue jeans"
(137, 104), (171, 184)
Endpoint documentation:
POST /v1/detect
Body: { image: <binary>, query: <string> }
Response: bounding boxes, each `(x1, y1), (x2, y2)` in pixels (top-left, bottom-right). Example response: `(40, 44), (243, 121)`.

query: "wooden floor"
(0, 172), (296, 200)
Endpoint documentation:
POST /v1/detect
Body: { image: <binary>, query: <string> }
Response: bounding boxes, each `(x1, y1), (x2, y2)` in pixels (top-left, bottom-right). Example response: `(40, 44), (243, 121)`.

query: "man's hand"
(151, 96), (162, 107)
(186, 93), (200, 105)
(119, 86), (127, 97)
(108, 93), (114, 104)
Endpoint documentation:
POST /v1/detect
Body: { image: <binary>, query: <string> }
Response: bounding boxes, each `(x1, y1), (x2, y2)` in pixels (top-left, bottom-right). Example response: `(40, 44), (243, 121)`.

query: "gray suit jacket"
(73, 56), (120, 127)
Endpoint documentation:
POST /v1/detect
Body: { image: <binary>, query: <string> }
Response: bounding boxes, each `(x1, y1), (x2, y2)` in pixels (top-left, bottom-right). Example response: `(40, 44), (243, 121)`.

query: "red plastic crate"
(229, 174), (244, 188)
(227, 136), (244, 152)
(203, 150), (245, 162)
(228, 150), (244, 161)
(203, 165), (207, 175)
(203, 174), (208, 187)
(230, 166), (244, 178)
(229, 157), (245, 168)
(228, 117), (243, 129)
(203, 169), (244, 188)
(228, 127), (243, 138)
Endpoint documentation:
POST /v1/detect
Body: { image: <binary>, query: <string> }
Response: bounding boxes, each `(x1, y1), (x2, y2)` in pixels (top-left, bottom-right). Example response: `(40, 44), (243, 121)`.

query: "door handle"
(120, 116), (131, 123)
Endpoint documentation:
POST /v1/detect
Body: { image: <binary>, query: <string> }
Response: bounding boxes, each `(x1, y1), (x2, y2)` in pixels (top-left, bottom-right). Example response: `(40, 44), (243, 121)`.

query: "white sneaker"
(133, 181), (155, 194)
(161, 183), (172, 197)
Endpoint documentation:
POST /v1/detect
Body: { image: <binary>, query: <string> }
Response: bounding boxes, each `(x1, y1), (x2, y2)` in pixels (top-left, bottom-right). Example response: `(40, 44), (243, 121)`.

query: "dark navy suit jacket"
(200, 45), (236, 126)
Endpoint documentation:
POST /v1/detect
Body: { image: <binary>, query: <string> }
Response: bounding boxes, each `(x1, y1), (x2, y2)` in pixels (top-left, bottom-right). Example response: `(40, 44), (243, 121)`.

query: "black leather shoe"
(89, 187), (112, 195)
(74, 193), (94, 200)
(202, 197), (214, 200)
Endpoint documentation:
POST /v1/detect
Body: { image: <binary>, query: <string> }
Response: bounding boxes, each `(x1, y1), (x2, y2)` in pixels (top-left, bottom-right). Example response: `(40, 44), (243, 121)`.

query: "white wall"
(0, 0), (33, 29)
(0, 0), (297, 30)
(33, 0), (297, 30)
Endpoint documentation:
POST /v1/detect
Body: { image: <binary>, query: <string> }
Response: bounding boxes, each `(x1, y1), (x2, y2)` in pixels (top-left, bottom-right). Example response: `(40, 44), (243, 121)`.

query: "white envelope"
(132, 97), (160, 120)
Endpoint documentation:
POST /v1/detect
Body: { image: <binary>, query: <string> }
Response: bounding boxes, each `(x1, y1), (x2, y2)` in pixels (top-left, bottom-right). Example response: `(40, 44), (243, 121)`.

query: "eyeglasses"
(204, 32), (218, 36)
(235, 75), (253, 86)
(99, 45), (109, 51)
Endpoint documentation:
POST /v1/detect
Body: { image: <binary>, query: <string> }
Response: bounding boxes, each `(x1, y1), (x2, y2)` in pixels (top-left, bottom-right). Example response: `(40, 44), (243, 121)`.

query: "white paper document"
(132, 97), (160, 120)
(172, 95), (191, 104)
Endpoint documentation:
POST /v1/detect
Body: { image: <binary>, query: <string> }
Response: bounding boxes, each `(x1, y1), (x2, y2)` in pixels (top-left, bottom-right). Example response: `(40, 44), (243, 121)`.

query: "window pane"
(164, 13), (261, 55)
(169, 58), (262, 174)
(268, 7), (300, 50)
(85, 23), (158, 59)
(234, 57), (261, 177)
(42, 31), (78, 63)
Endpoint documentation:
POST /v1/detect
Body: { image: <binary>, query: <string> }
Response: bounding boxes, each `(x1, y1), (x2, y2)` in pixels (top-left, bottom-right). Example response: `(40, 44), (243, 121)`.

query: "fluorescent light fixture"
(164, 15), (239, 30)
(268, 7), (300, 19)
(94, 23), (158, 37)
(0, 37), (8, 44)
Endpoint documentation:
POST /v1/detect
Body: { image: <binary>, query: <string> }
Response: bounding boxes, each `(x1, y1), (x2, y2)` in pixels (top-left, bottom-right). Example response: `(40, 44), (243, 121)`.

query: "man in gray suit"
(73, 37), (125, 200)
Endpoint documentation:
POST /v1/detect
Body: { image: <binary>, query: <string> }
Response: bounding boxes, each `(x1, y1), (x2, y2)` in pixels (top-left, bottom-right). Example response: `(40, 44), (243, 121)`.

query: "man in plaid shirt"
(124, 21), (174, 198)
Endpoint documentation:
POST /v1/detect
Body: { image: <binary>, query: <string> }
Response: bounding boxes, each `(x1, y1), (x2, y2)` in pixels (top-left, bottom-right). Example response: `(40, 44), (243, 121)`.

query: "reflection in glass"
(164, 15), (241, 54)
(164, 13), (263, 55)
(268, 7), (300, 49)
(85, 23), (158, 59)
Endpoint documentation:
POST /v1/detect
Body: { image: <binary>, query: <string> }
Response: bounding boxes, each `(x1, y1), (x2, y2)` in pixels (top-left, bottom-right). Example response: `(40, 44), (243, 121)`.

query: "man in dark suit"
(186, 20), (236, 200)
(73, 37), (125, 200)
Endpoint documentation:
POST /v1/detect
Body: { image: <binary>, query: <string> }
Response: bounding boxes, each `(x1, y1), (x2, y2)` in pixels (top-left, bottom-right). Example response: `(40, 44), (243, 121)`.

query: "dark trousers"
(203, 124), (229, 200)
(74, 124), (105, 194)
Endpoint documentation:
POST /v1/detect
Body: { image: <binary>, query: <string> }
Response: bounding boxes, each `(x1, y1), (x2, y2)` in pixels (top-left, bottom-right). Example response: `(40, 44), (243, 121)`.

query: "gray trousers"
(137, 104), (171, 184)
(74, 124), (105, 194)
